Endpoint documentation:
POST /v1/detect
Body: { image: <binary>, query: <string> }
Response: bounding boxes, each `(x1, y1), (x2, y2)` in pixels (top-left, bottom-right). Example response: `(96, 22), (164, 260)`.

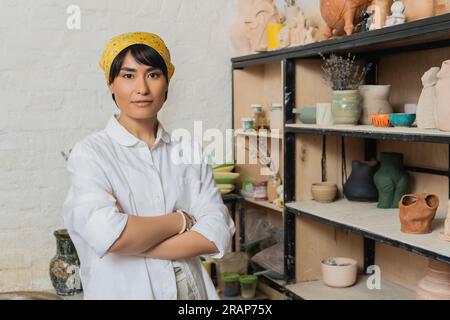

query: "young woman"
(62, 32), (235, 300)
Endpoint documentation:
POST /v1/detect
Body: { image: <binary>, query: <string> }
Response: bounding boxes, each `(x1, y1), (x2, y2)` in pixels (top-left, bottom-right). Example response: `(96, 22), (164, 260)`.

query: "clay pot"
(403, 0), (435, 22)
(332, 90), (362, 125)
(344, 160), (379, 202)
(320, 0), (372, 39)
(359, 85), (393, 125)
(417, 67), (440, 129)
(321, 257), (358, 288)
(435, 0), (450, 15)
(311, 182), (338, 203)
(416, 260), (450, 300)
(435, 60), (450, 131)
(399, 193), (439, 234)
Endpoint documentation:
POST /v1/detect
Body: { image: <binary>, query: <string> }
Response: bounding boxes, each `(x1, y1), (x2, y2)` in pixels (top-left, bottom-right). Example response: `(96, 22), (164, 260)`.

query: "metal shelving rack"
(231, 13), (450, 300)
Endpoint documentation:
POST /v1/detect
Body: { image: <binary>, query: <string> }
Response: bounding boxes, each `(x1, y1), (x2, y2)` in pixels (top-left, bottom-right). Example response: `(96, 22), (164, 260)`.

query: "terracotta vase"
(49, 229), (83, 296)
(417, 67), (440, 129)
(344, 160), (379, 202)
(399, 193), (439, 234)
(332, 90), (362, 125)
(435, 0), (450, 15)
(359, 85), (393, 125)
(435, 60), (450, 131)
(373, 152), (410, 209)
(320, 0), (372, 39)
(403, 0), (435, 22)
(416, 260), (450, 300)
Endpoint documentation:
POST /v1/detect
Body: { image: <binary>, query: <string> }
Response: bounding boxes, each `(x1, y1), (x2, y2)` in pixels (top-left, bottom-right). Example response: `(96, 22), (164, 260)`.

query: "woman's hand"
(109, 192), (124, 213)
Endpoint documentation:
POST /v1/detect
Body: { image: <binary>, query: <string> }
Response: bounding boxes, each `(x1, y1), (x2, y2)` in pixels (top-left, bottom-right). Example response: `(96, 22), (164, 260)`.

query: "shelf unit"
(231, 13), (450, 300)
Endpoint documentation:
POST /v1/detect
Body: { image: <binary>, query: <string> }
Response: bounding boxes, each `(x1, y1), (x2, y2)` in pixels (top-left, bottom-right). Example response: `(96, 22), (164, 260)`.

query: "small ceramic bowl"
(293, 107), (317, 124)
(370, 114), (391, 127)
(311, 182), (338, 203)
(321, 257), (358, 288)
(389, 113), (416, 127)
(241, 117), (255, 131)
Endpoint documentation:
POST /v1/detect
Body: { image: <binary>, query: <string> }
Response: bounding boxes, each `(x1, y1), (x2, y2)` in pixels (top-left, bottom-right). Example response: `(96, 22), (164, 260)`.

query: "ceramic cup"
(321, 257), (358, 288)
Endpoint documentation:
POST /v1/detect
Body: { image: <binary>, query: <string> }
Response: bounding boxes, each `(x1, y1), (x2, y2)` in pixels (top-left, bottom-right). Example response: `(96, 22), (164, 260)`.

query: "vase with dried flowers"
(321, 53), (372, 125)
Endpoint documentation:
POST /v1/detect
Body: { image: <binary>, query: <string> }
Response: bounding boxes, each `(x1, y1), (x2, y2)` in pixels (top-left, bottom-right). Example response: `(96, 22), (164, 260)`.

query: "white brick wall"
(0, 0), (238, 292)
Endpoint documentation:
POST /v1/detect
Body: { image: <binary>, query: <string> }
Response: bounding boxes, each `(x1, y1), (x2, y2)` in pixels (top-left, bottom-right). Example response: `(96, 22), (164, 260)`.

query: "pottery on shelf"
(389, 113), (416, 127)
(332, 90), (362, 125)
(399, 193), (439, 234)
(49, 229), (83, 296)
(359, 85), (393, 125)
(344, 160), (379, 202)
(417, 67), (440, 129)
(403, 0), (435, 22)
(373, 152), (410, 209)
(320, 0), (372, 39)
(370, 114), (391, 127)
(435, 0), (450, 15)
(435, 60), (450, 132)
(316, 102), (334, 125)
(293, 107), (317, 124)
(321, 257), (358, 288)
(367, 0), (394, 30)
(312, 182), (338, 203)
(416, 260), (450, 300)
(243, 0), (283, 53)
(439, 201), (450, 241)
(385, 0), (406, 26)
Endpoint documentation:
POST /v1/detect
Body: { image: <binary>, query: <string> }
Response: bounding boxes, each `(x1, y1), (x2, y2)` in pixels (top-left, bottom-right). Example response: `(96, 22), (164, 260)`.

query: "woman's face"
(109, 51), (168, 120)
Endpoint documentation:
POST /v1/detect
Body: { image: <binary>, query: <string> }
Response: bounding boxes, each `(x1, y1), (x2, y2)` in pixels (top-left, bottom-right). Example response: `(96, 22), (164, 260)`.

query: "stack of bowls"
(213, 164), (240, 195)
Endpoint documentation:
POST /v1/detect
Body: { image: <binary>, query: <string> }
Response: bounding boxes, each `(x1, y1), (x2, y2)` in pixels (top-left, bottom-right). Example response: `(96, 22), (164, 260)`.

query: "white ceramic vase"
(417, 67), (440, 129)
(435, 60), (450, 132)
(359, 85), (393, 125)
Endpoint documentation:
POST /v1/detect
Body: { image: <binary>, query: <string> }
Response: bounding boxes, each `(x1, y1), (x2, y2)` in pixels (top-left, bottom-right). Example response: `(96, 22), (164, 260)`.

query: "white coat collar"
(105, 113), (171, 147)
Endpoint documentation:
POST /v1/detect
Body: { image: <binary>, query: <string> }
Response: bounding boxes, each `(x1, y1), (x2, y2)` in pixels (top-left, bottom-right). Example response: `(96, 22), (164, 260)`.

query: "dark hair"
(109, 44), (169, 104)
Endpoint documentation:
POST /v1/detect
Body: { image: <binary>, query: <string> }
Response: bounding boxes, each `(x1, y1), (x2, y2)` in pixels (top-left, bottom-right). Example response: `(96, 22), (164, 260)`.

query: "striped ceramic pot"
(331, 90), (361, 125)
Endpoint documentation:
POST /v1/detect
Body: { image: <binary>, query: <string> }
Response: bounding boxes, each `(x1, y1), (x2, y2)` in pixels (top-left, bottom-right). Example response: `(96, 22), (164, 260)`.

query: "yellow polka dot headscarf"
(99, 32), (175, 84)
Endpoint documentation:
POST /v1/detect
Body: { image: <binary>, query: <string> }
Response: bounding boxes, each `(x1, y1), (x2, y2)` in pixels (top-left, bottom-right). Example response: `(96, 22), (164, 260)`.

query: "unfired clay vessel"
(439, 200), (450, 242)
(435, 60), (450, 131)
(367, 0), (393, 30)
(416, 67), (440, 129)
(416, 260), (450, 300)
(399, 193), (439, 234)
(359, 85), (393, 125)
(403, 0), (435, 22)
(320, 0), (372, 39)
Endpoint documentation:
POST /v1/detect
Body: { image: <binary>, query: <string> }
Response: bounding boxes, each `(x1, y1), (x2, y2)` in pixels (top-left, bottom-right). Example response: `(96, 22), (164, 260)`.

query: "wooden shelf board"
(286, 199), (450, 263)
(285, 276), (416, 300)
(245, 197), (283, 213)
(285, 124), (450, 144)
(235, 129), (282, 140)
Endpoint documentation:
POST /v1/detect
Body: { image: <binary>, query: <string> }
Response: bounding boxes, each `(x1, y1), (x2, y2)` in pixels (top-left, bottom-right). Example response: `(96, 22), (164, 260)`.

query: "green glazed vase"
(373, 153), (410, 209)
(332, 90), (362, 125)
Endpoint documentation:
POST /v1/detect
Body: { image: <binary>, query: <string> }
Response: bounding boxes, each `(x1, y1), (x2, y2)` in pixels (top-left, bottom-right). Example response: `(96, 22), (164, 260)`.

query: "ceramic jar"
(440, 201), (450, 241)
(359, 85), (393, 125)
(344, 161), (379, 202)
(399, 193), (439, 234)
(416, 260), (450, 300)
(435, 60), (450, 131)
(321, 257), (358, 288)
(373, 153), (410, 209)
(332, 90), (362, 125)
(403, 0), (435, 21)
(417, 67), (440, 129)
(49, 229), (82, 296)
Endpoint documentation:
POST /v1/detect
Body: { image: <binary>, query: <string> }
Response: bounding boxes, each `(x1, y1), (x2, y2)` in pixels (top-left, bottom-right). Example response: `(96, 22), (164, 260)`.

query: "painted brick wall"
(0, 0), (238, 291)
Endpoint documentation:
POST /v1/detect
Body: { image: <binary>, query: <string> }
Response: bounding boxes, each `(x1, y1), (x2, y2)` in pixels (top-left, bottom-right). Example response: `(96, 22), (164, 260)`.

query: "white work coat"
(62, 113), (235, 300)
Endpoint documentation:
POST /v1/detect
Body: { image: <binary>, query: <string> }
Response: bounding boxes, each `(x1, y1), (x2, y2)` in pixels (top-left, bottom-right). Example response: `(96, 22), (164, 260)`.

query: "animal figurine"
(320, 0), (372, 39)
(385, 0), (406, 27)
